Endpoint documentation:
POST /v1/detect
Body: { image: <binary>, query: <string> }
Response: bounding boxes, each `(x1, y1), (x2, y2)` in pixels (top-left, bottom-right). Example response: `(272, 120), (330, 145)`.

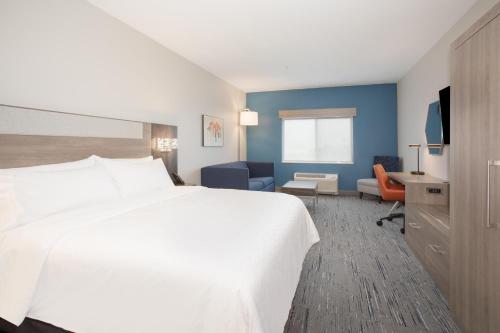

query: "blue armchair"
(201, 161), (275, 192)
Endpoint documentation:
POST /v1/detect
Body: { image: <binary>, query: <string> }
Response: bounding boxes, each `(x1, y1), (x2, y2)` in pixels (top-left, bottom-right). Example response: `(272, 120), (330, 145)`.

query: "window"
(282, 118), (353, 164)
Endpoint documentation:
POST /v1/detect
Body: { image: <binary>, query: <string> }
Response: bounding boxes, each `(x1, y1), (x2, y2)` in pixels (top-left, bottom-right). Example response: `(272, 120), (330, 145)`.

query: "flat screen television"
(439, 86), (450, 145)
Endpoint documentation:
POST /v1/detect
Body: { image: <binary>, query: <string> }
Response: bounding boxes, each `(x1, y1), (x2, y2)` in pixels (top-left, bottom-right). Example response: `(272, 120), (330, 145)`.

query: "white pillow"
(100, 158), (174, 196)
(8, 164), (120, 224)
(0, 156), (95, 175)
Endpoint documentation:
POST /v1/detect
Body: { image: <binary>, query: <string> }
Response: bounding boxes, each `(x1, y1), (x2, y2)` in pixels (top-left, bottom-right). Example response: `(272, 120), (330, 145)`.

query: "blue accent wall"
(246, 84), (398, 190)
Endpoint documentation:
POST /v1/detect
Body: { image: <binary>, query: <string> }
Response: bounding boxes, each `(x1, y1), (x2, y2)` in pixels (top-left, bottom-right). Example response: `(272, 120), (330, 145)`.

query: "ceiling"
(87, 0), (477, 92)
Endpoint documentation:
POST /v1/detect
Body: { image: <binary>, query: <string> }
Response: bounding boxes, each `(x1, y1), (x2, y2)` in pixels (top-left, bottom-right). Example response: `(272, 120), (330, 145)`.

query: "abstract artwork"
(425, 101), (443, 155)
(202, 115), (224, 147)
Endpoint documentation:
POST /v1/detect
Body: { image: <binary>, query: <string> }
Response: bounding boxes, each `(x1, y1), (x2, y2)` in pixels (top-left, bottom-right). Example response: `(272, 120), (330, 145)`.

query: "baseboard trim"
(339, 190), (358, 196)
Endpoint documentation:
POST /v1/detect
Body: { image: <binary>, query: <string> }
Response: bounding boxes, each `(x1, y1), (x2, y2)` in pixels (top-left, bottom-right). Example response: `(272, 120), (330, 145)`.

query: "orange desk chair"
(373, 164), (405, 234)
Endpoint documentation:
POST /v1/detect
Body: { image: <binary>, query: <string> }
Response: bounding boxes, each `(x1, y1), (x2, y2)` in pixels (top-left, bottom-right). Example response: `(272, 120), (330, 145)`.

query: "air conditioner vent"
(295, 173), (326, 179)
(293, 172), (338, 195)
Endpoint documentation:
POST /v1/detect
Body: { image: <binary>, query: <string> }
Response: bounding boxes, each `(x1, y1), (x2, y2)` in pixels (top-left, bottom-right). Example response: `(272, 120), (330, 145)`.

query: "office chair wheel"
(400, 228), (405, 234)
(376, 220), (383, 226)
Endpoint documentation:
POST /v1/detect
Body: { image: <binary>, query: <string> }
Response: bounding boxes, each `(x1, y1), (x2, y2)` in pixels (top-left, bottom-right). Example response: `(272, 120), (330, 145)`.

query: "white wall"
(397, 0), (498, 180)
(0, 0), (246, 184)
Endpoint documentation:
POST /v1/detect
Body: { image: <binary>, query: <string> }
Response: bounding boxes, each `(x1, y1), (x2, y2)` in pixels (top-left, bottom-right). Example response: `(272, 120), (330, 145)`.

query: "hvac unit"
(294, 173), (338, 195)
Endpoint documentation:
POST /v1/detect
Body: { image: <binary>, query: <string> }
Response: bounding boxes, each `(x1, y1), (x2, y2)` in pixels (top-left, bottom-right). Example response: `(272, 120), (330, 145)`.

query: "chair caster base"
(400, 228), (405, 234)
(376, 220), (383, 226)
(387, 218), (393, 221)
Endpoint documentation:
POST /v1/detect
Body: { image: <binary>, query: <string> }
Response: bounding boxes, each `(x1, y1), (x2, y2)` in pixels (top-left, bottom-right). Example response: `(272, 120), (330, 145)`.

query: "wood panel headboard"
(0, 105), (177, 173)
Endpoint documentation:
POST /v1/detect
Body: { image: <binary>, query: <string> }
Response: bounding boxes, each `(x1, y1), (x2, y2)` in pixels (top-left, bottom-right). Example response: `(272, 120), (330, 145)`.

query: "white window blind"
(282, 118), (353, 164)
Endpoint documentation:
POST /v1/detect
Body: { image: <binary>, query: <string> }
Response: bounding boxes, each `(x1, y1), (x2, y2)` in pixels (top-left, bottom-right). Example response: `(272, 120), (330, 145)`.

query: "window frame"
(281, 117), (354, 165)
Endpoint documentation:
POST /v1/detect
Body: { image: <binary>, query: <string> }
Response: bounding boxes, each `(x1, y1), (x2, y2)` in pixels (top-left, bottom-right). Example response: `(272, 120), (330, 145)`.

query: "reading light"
(154, 138), (178, 152)
(240, 108), (259, 126)
(409, 144), (425, 175)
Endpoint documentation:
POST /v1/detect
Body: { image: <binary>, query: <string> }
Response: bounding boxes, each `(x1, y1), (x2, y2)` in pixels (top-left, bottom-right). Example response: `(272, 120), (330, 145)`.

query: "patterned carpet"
(284, 195), (460, 333)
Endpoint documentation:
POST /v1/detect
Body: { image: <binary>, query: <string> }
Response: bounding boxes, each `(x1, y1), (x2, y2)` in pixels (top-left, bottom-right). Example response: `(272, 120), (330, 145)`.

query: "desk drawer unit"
(405, 207), (427, 263)
(406, 204), (450, 298)
(424, 224), (450, 298)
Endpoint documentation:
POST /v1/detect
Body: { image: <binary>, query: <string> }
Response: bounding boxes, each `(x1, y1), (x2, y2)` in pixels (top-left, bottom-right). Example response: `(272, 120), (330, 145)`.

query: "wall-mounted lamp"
(240, 108), (259, 126)
(409, 144), (425, 175)
(154, 138), (178, 152)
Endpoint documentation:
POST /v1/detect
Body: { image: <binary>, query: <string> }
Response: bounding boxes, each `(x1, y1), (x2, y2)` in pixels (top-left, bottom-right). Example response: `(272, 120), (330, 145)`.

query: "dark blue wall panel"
(246, 84), (398, 190)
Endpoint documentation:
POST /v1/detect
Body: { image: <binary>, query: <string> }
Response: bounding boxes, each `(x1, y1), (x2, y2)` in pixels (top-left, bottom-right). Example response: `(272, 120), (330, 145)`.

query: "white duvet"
(0, 186), (319, 333)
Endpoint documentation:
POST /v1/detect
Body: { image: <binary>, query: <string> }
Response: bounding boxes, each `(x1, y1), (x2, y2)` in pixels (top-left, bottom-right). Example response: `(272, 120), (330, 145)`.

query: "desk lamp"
(409, 144), (425, 175)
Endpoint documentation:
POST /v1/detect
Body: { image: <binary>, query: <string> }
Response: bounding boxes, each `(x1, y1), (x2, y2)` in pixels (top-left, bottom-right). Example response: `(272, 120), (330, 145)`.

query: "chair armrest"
(246, 162), (274, 178)
(201, 167), (249, 190)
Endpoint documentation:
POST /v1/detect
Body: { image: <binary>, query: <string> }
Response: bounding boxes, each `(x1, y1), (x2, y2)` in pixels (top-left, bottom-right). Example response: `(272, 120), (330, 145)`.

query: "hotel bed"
(0, 156), (319, 333)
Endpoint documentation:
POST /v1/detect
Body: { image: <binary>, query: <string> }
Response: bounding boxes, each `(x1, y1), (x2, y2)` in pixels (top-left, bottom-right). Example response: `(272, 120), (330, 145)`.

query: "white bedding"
(0, 186), (319, 333)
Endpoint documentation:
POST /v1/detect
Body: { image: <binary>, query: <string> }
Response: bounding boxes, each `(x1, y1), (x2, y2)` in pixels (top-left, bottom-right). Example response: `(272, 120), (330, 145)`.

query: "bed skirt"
(0, 318), (70, 333)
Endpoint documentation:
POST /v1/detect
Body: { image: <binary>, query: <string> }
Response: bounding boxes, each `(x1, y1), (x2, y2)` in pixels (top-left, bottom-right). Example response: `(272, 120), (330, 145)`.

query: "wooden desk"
(387, 172), (446, 185)
(388, 172), (449, 206)
(388, 172), (451, 298)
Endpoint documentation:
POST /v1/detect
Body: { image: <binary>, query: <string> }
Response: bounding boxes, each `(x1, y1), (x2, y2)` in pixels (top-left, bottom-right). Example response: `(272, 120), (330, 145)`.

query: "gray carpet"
(284, 195), (460, 333)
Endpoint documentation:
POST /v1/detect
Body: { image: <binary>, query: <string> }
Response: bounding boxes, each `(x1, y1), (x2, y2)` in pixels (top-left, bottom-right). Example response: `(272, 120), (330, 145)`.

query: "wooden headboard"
(0, 104), (177, 173)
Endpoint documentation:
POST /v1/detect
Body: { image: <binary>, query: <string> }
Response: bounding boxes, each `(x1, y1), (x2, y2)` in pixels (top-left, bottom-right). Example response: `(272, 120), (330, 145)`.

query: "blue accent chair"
(372, 156), (401, 177)
(201, 161), (275, 192)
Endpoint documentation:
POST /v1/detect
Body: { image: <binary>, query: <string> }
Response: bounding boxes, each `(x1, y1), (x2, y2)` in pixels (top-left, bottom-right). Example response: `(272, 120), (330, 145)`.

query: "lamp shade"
(240, 109), (258, 126)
